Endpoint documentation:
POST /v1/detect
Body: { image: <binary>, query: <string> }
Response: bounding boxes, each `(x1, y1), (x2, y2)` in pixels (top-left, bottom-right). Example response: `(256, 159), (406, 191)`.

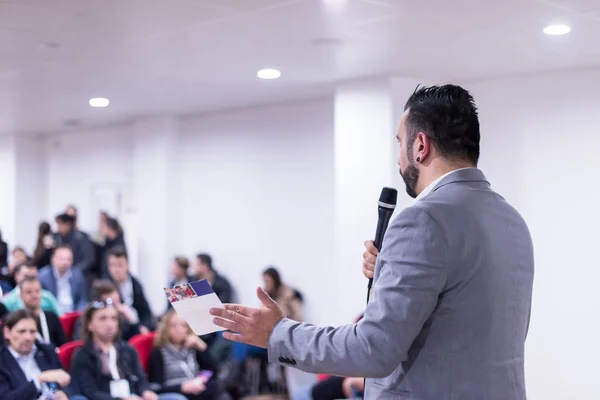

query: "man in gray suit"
(211, 84), (535, 399)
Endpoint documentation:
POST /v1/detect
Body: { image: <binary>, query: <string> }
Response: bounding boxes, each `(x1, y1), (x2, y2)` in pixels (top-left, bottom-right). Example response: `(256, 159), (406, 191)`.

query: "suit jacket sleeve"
(74, 270), (89, 310)
(132, 280), (154, 330)
(48, 312), (68, 347)
(267, 206), (448, 378)
(126, 346), (149, 395)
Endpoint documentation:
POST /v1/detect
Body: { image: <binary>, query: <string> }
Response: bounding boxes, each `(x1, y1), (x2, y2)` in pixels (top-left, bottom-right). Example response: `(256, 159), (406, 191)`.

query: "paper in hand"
(164, 279), (226, 336)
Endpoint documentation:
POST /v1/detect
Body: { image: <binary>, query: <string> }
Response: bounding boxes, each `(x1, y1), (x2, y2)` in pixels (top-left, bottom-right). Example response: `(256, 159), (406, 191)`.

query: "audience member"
(70, 299), (185, 400)
(12, 276), (68, 348)
(73, 280), (144, 341)
(0, 229), (9, 294)
(149, 311), (229, 400)
(191, 254), (233, 304)
(7, 247), (29, 281)
(94, 211), (109, 246)
(32, 222), (55, 269)
(106, 247), (155, 332)
(0, 229), (7, 270)
(0, 310), (78, 400)
(262, 267), (303, 322)
(166, 257), (193, 310)
(2, 262), (62, 316)
(101, 217), (126, 277)
(38, 245), (88, 313)
(54, 213), (96, 291)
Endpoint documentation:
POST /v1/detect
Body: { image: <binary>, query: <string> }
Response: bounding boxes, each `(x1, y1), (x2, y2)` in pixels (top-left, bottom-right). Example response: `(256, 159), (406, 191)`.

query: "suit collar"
(416, 168), (489, 202)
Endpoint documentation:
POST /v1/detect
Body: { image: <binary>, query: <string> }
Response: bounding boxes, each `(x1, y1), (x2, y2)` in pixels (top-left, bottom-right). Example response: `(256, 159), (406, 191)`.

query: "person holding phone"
(148, 311), (227, 400)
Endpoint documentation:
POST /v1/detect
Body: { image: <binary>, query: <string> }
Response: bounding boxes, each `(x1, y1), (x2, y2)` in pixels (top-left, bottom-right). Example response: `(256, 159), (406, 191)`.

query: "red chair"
(129, 332), (156, 376)
(59, 311), (82, 341)
(58, 340), (83, 371)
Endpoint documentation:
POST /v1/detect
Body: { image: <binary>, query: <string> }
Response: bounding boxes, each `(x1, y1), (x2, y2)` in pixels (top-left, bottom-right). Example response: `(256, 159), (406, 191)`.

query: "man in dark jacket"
(54, 213), (96, 293)
(0, 310), (78, 400)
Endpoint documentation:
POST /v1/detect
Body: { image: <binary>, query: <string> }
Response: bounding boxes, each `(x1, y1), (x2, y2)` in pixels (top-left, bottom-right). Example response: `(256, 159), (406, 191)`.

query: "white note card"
(164, 279), (227, 336)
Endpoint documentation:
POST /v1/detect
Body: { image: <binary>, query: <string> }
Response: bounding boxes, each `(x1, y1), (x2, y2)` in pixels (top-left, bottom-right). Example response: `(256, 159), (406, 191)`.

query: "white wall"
(465, 68), (600, 400)
(0, 136), (16, 248)
(14, 136), (47, 251)
(179, 99), (335, 325)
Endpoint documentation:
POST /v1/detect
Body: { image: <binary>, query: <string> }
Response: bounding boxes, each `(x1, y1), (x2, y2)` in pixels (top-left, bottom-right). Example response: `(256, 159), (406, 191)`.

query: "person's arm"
(132, 282), (154, 331)
(147, 348), (164, 385)
(195, 348), (220, 376)
(70, 348), (118, 400)
(147, 348), (181, 393)
(49, 312), (68, 347)
(267, 206), (448, 378)
(0, 372), (39, 400)
(127, 346), (150, 395)
(75, 271), (89, 310)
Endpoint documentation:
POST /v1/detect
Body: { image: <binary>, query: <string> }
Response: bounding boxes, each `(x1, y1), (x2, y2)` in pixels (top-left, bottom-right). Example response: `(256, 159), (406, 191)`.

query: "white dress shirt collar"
(415, 167), (473, 202)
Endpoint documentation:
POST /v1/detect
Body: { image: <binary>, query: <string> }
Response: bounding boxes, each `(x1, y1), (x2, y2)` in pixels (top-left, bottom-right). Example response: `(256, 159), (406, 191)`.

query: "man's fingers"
(211, 306), (252, 322)
(222, 303), (255, 317)
(362, 265), (374, 279)
(362, 251), (377, 265)
(364, 240), (379, 255)
(256, 287), (278, 309)
(212, 316), (240, 332)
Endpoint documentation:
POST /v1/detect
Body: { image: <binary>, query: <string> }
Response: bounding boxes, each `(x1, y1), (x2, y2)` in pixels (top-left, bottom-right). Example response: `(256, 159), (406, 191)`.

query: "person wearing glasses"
(70, 299), (185, 400)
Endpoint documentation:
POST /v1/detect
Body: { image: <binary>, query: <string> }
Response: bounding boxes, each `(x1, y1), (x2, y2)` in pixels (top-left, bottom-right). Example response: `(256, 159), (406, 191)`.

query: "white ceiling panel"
(0, 0), (598, 135)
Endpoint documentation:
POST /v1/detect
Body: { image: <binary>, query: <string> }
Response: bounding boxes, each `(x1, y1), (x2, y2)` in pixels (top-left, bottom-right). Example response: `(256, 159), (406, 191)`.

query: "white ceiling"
(1, 0), (599, 135)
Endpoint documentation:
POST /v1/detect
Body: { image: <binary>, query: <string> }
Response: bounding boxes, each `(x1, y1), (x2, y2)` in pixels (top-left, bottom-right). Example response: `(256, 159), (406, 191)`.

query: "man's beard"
(399, 162), (419, 199)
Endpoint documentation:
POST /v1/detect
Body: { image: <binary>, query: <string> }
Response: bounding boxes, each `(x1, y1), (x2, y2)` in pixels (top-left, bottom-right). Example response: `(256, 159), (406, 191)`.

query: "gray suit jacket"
(268, 168), (534, 399)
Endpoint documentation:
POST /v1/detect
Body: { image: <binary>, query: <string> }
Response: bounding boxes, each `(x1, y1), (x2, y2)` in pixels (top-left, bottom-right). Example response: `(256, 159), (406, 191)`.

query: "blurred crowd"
(0, 205), (364, 400)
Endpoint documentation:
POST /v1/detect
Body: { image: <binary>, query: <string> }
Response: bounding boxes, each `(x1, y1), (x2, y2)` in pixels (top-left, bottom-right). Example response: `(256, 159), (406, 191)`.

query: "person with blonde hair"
(149, 311), (229, 400)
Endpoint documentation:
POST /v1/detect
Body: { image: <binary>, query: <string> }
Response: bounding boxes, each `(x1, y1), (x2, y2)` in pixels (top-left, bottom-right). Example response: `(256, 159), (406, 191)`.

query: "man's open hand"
(210, 287), (285, 348)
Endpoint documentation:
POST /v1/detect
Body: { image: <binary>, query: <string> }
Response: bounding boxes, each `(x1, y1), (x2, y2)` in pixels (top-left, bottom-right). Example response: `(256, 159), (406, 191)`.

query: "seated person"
(70, 298), (185, 400)
(2, 262), (62, 316)
(18, 276), (67, 347)
(149, 311), (227, 400)
(73, 280), (144, 341)
(106, 247), (154, 332)
(166, 257), (193, 311)
(262, 267), (303, 322)
(38, 245), (88, 313)
(0, 310), (79, 400)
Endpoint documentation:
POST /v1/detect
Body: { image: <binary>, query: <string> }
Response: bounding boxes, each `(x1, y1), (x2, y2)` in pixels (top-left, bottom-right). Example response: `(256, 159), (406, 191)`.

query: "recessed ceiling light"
(543, 24), (571, 36)
(89, 97), (110, 108)
(257, 68), (281, 80)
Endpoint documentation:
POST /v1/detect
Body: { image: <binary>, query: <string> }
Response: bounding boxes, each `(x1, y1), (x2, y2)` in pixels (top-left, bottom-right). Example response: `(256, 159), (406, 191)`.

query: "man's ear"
(416, 132), (431, 162)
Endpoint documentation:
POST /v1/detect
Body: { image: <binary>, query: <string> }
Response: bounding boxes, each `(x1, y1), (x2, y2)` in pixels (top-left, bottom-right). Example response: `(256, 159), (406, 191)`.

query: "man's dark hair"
(3, 309), (37, 330)
(106, 218), (123, 236)
(196, 253), (213, 270)
(18, 275), (40, 290)
(92, 279), (119, 300)
(13, 260), (36, 277)
(107, 246), (128, 260)
(55, 213), (75, 225)
(404, 84), (480, 165)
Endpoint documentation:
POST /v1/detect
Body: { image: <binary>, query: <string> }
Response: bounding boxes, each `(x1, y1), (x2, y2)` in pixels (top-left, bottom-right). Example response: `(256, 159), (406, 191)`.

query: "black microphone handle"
(366, 207), (394, 304)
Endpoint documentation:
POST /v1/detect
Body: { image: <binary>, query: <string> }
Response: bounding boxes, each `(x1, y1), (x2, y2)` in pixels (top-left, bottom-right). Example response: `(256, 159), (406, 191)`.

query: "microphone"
(366, 187), (398, 305)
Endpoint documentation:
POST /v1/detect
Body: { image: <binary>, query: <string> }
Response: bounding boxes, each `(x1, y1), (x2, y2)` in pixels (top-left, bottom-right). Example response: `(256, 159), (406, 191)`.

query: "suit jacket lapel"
(2, 348), (28, 383)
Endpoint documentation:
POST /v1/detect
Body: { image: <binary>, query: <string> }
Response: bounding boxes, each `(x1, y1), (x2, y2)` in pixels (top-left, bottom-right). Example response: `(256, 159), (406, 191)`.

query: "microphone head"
(378, 187), (398, 209)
